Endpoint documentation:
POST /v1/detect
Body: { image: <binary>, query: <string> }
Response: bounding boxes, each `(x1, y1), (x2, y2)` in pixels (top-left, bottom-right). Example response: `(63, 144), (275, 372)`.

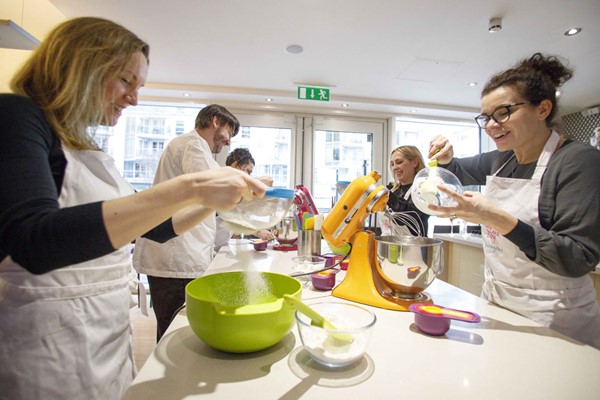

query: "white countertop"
(124, 243), (600, 400)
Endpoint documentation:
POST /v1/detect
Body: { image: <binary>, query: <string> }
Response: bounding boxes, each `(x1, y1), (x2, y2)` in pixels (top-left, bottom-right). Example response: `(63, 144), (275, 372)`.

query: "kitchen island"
(123, 243), (600, 400)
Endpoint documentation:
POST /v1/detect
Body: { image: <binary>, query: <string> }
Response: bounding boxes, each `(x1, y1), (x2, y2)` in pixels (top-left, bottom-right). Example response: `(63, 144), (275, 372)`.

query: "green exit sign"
(297, 86), (330, 102)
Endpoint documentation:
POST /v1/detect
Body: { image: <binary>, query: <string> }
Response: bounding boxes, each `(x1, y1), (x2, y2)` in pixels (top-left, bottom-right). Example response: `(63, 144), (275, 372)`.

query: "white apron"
(482, 131), (600, 349)
(0, 147), (136, 399)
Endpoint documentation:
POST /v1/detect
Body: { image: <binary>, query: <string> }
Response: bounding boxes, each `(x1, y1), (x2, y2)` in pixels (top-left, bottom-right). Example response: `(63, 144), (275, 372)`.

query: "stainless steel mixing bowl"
(374, 235), (443, 299)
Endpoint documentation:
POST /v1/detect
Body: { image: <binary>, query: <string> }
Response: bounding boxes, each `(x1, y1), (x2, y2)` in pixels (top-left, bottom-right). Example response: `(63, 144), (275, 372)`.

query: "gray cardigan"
(441, 139), (600, 277)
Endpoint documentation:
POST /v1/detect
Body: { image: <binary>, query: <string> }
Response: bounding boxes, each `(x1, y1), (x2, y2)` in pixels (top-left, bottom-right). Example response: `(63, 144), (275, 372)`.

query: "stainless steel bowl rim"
(375, 235), (442, 246)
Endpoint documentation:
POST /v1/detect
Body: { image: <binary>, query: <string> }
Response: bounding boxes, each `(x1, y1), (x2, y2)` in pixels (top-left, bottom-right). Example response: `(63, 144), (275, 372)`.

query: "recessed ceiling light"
(341, 103), (350, 108)
(564, 27), (582, 36)
(556, 89), (562, 97)
(410, 109), (417, 113)
(468, 82), (478, 87)
(183, 93), (190, 97)
(265, 98), (273, 102)
(285, 44), (303, 54)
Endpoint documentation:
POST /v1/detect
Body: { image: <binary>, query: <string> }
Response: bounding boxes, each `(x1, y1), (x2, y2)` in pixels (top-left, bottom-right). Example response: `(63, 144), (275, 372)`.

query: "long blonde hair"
(10, 17), (149, 150)
(389, 145), (425, 192)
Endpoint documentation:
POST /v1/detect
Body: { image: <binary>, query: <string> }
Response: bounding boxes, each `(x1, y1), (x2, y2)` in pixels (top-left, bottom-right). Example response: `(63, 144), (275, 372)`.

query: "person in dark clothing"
(386, 145), (429, 236)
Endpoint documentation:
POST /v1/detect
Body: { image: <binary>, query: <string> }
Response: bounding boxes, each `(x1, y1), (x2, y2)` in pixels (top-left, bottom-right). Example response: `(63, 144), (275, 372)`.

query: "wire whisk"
(383, 209), (424, 238)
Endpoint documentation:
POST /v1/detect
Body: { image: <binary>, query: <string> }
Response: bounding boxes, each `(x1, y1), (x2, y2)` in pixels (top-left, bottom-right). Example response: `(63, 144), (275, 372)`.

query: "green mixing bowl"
(185, 271), (302, 353)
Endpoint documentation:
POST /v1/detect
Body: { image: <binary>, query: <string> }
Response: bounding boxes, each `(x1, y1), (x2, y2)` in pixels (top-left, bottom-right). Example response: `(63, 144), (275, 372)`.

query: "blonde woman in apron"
(0, 18), (267, 399)
(0, 148), (137, 398)
(428, 53), (600, 349)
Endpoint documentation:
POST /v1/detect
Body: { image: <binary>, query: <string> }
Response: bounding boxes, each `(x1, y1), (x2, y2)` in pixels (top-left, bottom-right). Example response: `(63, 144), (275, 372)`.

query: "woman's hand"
(429, 186), (518, 235)
(428, 135), (454, 164)
(257, 175), (274, 187)
(256, 229), (275, 241)
(189, 167), (268, 211)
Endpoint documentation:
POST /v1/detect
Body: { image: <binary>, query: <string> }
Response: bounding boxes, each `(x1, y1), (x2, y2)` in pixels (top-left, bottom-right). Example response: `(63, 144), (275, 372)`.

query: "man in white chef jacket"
(133, 104), (239, 341)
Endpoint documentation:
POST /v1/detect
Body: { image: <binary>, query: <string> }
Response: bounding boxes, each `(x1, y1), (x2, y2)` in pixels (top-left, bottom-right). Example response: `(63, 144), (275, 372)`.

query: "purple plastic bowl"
(253, 240), (268, 251)
(413, 312), (451, 336)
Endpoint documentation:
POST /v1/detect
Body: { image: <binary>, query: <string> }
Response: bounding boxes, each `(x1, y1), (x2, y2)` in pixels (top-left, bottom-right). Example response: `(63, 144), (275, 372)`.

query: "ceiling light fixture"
(564, 27), (582, 36)
(265, 98), (273, 102)
(410, 109), (418, 113)
(341, 103), (350, 108)
(468, 82), (478, 87)
(488, 17), (502, 33)
(285, 44), (303, 54)
(183, 93), (190, 97)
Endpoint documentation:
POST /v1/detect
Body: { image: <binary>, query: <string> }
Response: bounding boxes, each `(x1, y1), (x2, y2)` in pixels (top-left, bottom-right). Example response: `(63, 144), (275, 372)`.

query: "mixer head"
(294, 185), (319, 216)
(322, 171), (389, 248)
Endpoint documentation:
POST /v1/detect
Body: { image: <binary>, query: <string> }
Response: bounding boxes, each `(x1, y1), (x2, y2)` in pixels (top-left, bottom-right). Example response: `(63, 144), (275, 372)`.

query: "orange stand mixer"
(322, 171), (438, 311)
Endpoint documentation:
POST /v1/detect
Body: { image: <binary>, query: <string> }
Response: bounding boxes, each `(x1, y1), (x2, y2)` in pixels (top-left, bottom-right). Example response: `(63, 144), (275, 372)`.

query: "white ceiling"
(49, 0), (600, 121)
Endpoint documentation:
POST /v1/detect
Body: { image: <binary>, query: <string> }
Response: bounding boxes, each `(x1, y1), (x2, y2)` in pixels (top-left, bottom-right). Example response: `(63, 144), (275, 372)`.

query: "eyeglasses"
(474, 102), (529, 129)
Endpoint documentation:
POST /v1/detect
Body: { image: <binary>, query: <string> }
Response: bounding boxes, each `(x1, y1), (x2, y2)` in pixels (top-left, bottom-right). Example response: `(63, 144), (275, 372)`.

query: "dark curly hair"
(226, 147), (255, 168)
(482, 52), (574, 128)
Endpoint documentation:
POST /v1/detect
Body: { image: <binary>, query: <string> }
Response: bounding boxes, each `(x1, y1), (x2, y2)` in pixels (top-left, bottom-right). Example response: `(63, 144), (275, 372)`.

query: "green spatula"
(283, 295), (354, 343)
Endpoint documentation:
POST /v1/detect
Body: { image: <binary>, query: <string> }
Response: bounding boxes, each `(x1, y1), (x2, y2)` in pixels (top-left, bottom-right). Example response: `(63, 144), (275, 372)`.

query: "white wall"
(1, 0), (65, 92)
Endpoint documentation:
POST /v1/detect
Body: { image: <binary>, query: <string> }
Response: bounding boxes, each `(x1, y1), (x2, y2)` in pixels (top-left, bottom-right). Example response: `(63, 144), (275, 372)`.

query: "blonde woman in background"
(0, 17), (266, 399)
(386, 145), (429, 236)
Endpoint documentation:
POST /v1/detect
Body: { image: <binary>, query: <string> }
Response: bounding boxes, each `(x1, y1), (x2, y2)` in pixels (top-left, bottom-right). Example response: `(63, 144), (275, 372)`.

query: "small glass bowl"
(227, 238), (252, 256)
(295, 302), (376, 368)
(291, 256), (326, 275)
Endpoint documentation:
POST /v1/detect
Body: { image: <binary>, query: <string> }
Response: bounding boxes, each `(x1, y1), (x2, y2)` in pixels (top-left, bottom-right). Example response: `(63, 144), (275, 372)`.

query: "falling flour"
(235, 246), (274, 304)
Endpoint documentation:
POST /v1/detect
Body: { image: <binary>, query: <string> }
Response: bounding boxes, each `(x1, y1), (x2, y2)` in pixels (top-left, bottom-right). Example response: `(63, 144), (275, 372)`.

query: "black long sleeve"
(386, 183), (429, 236)
(0, 94), (175, 274)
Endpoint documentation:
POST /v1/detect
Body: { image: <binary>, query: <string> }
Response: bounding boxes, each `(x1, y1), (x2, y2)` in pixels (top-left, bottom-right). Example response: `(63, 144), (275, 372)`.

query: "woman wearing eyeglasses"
(428, 53), (600, 349)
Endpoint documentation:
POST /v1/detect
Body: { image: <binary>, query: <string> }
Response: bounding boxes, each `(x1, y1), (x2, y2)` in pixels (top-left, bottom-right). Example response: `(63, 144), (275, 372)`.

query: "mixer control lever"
(345, 210), (357, 224)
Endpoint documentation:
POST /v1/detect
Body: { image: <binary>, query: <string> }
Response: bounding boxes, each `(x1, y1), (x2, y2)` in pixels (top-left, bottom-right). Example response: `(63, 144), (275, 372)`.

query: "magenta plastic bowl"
(253, 240), (269, 251)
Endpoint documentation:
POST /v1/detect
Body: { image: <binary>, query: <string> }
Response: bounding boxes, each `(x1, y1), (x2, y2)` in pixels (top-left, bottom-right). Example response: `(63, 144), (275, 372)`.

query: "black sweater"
(0, 94), (175, 274)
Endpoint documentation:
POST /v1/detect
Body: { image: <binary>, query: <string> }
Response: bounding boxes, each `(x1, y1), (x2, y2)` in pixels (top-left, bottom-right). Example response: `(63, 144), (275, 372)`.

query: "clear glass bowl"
(291, 256), (326, 275)
(219, 188), (295, 234)
(410, 166), (463, 216)
(227, 238), (252, 256)
(295, 302), (376, 368)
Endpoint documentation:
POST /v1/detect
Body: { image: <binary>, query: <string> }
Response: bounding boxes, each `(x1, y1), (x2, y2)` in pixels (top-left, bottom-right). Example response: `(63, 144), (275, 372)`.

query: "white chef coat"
(0, 147), (136, 399)
(482, 131), (600, 349)
(133, 130), (218, 278)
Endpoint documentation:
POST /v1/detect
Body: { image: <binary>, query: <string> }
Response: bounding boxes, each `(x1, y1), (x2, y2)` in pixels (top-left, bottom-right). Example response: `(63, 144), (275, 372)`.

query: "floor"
(129, 295), (157, 370)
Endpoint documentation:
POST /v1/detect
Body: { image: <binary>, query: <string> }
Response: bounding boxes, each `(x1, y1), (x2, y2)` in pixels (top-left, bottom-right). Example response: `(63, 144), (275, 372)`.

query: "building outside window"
(228, 126), (292, 188)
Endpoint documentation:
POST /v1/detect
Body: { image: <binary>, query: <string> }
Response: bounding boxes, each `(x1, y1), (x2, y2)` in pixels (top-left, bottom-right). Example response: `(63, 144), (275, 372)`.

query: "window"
(228, 126), (293, 188)
(313, 129), (375, 211)
(100, 104), (202, 190)
(394, 118), (481, 235)
(394, 118), (479, 160)
(175, 121), (185, 136)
